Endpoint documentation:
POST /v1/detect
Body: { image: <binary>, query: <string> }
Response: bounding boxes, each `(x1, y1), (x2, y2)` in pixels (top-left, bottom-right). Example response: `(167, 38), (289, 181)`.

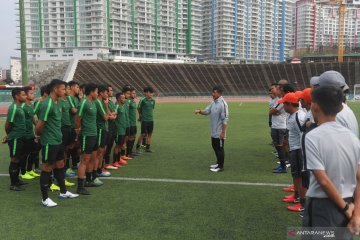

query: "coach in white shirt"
(303, 86), (360, 237)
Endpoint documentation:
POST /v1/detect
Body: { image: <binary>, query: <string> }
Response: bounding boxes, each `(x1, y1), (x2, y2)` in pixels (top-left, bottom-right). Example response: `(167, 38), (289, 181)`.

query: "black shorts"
(69, 128), (77, 144)
(81, 135), (98, 154)
(289, 149), (303, 177)
(130, 126), (137, 136)
(107, 122), (116, 142)
(271, 128), (286, 146)
(61, 125), (72, 147)
(301, 170), (310, 189)
(115, 135), (125, 146)
(23, 137), (41, 155)
(97, 129), (108, 148)
(41, 144), (64, 164)
(125, 127), (130, 136)
(141, 121), (154, 134)
(8, 138), (25, 159)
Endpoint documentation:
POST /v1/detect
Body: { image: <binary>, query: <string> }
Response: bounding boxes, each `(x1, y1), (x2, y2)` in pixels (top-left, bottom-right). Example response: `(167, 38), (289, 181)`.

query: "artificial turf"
(0, 102), (360, 239)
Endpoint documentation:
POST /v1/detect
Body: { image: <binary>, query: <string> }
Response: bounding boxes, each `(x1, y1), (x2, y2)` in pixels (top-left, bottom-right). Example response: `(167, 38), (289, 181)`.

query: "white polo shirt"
(287, 110), (306, 151)
(336, 103), (359, 138)
(271, 102), (287, 130)
(305, 121), (360, 198)
(304, 109), (315, 124)
(269, 97), (278, 109)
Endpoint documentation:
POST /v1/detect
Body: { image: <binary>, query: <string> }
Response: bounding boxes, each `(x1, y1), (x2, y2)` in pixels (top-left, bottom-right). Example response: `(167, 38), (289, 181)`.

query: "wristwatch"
(342, 202), (349, 213)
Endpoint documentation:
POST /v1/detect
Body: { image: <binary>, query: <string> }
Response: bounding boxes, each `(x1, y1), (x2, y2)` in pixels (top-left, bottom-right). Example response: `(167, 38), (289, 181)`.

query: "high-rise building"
(202, 0), (295, 63)
(23, 0), (201, 63)
(10, 57), (22, 83)
(110, 0), (202, 59)
(295, 0), (360, 50)
(23, 0), (300, 65)
(0, 69), (8, 81)
(294, 0), (315, 50)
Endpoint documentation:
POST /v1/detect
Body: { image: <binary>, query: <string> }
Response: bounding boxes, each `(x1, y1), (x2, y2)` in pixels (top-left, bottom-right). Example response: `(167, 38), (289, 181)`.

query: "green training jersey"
(95, 99), (108, 131)
(33, 100), (43, 119)
(59, 98), (71, 127)
(39, 96), (62, 145)
(128, 99), (137, 127)
(67, 95), (80, 128)
(115, 103), (127, 135)
(124, 99), (130, 127)
(21, 102), (35, 139)
(78, 99), (97, 137)
(138, 97), (155, 122)
(108, 99), (116, 127)
(108, 98), (116, 113)
(6, 103), (26, 140)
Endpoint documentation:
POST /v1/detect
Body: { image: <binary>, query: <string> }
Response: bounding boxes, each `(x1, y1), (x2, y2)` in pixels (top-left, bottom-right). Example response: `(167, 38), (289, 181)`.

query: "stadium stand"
(72, 61), (360, 96)
(29, 62), (69, 86)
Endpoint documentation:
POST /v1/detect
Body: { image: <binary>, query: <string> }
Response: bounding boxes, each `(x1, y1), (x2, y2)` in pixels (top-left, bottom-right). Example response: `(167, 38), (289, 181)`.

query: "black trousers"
(211, 138), (225, 169)
(302, 197), (353, 239)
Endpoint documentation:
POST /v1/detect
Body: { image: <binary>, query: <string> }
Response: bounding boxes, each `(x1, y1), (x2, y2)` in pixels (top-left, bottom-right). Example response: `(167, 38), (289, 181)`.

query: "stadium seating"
(73, 61), (360, 96)
(29, 62), (69, 86)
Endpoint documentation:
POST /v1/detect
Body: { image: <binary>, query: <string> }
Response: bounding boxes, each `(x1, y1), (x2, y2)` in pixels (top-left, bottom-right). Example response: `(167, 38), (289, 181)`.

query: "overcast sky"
(0, 1), (19, 69)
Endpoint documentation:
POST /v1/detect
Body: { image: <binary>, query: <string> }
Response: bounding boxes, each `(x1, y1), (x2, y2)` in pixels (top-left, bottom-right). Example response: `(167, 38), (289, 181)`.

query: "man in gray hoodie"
(195, 86), (229, 173)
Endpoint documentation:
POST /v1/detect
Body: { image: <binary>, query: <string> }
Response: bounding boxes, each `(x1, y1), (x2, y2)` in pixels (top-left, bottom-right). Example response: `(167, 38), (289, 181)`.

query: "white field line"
(0, 174), (289, 187)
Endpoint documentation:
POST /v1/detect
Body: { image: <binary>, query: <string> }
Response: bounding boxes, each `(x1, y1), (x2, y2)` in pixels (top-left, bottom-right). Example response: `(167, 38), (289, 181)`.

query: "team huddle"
(269, 71), (360, 236)
(4, 79), (156, 207)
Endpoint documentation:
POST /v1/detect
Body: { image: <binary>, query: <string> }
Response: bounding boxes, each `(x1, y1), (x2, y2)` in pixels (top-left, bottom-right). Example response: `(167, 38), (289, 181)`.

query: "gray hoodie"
(203, 96), (229, 138)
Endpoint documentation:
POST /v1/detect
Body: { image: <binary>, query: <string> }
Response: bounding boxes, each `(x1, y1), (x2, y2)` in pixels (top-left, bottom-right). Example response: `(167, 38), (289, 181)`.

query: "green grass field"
(1, 102), (360, 239)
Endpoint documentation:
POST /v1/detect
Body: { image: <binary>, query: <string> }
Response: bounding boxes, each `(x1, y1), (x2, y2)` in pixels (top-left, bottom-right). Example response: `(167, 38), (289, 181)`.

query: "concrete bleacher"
(29, 62), (70, 86)
(73, 61), (360, 96)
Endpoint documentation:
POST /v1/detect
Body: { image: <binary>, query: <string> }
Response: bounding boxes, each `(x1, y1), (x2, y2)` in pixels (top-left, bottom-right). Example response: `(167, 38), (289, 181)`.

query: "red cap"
(295, 91), (303, 99)
(278, 93), (299, 104)
(299, 88), (312, 104)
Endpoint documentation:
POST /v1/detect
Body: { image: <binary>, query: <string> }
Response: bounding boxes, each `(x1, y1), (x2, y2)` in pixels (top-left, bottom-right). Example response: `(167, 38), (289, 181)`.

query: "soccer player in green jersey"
(114, 92), (128, 166)
(5, 88), (27, 191)
(136, 87), (155, 153)
(34, 84), (60, 192)
(104, 85), (118, 169)
(21, 86), (40, 180)
(93, 85), (111, 181)
(78, 84), (85, 101)
(76, 83), (99, 195)
(36, 79), (79, 207)
(34, 85), (62, 192)
(66, 81), (80, 174)
(26, 86), (42, 174)
(34, 85), (49, 119)
(122, 86), (133, 160)
(59, 83), (75, 187)
(127, 87), (138, 157)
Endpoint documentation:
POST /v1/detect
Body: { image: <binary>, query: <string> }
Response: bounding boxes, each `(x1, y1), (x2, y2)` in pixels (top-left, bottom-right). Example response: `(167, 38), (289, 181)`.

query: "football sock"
(86, 172), (92, 182)
(77, 178), (84, 188)
(53, 168), (67, 194)
(40, 171), (52, 200)
(92, 170), (97, 181)
(9, 162), (20, 185)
